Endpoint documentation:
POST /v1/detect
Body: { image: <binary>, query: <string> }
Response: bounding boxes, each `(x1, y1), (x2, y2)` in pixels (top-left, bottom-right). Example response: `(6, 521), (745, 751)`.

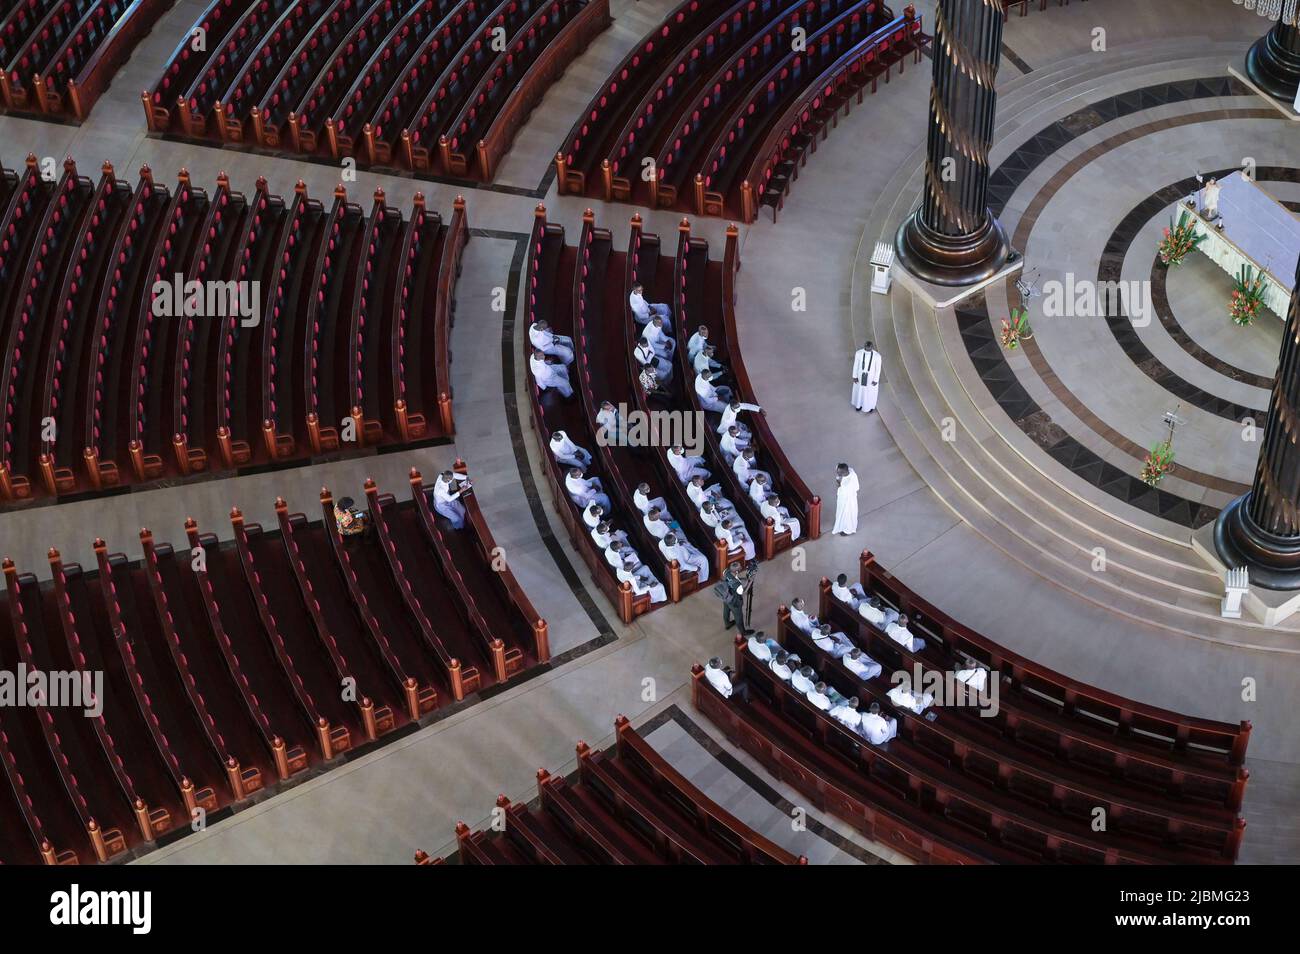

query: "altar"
(1184, 171), (1300, 320)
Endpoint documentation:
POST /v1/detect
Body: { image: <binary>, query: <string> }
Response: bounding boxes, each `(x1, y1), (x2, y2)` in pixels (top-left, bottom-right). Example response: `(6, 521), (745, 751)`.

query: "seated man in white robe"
(719, 424), (748, 464)
(693, 344), (723, 377)
(686, 325), (709, 363)
(718, 399), (760, 442)
(629, 282), (671, 331)
(716, 518), (755, 560)
(595, 400), (619, 440)
(528, 319), (574, 364)
(699, 500), (724, 530)
(687, 475), (733, 513)
(734, 448), (772, 490)
(806, 681), (832, 711)
(770, 650), (794, 681)
(748, 472), (772, 507)
(703, 657), (733, 698)
(857, 596), (899, 631)
(643, 507), (673, 541)
(885, 614), (925, 653)
(667, 445), (710, 483)
(565, 467), (611, 512)
(634, 341), (672, 384)
(694, 370), (732, 413)
(790, 665), (817, 696)
(954, 659), (989, 694)
(859, 702), (898, 746)
(605, 539), (640, 572)
(530, 349), (573, 398)
(619, 559), (667, 604)
(432, 470), (471, 528)
(659, 532), (710, 583)
(762, 494), (801, 541)
(582, 501), (606, 530)
(829, 695), (863, 732)
(549, 430), (593, 469)
(591, 521), (628, 551)
(843, 647), (883, 681)
(812, 623), (854, 659)
(788, 597), (816, 634)
(641, 316), (675, 359)
(747, 631), (775, 661)
(888, 680), (934, 715)
(832, 573), (866, 610)
(633, 482), (668, 516)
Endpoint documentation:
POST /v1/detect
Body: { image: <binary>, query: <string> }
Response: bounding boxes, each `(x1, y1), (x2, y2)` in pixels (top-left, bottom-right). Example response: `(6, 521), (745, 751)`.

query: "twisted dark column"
(1214, 262), (1300, 589)
(894, 0), (1012, 286)
(1245, 6), (1300, 103)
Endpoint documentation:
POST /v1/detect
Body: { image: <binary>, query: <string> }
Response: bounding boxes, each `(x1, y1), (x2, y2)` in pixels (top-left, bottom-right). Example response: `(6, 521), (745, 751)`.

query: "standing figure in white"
(832, 462), (859, 536)
(851, 341), (881, 413)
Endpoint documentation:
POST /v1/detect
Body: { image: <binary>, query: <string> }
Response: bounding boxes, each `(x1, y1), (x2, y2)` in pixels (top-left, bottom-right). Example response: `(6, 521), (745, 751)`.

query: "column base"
(1244, 22), (1300, 103)
(894, 211), (1014, 288)
(1212, 494), (1300, 591)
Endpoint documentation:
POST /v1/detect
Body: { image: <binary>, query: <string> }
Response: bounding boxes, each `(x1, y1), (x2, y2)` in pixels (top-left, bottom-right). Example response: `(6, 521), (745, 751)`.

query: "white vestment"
(660, 538), (709, 582)
(433, 474), (469, 528)
(529, 323), (574, 364)
(704, 664), (733, 698)
(530, 352), (573, 397)
(832, 467), (859, 535)
(851, 348), (881, 412)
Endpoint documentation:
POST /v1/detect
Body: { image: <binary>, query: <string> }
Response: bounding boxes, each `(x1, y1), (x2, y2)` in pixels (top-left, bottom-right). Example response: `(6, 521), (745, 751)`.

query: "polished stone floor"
(1, 0), (1297, 864)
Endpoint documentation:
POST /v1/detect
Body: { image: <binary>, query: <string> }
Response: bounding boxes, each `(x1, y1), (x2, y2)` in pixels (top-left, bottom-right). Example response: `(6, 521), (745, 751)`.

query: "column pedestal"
(1245, 12), (1300, 103)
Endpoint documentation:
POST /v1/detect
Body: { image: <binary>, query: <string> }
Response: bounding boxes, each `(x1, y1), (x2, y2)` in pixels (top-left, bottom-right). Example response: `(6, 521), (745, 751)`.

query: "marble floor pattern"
(0, 0), (1296, 864)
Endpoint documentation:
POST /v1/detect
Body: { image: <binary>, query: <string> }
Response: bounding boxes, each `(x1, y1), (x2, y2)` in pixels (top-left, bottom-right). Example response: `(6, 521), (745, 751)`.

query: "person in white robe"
(1202, 177), (1221, 220)
(850, 340), (881, 413)
(791, 665), (816, 696)
(687, 475), (733, 513)
(770, 651), (794, 681)
(595, 400), (618, 441)
(829, 696), (863, 731)
(955, 662), (989, 694)
(530, 349), (573, 398)
(747, 473), (772, 507)
(699, 501), (724, 530)
(858, 595), (899, 630)
(788, 597), (816, 634)
(582, 501), (606, 530)
(859, 703), (897, 745)
(641, 316), (675, 359)
(592, 521), (628, 551)
(667, 445), (710, 483)
(812, 623), (853, 659)
(716, 518), (755, 560)
(565, 468), (611, 511)
(843, 647), (882, 681)
(888, 681), (934, 715)
(633, 341), (672, 385)
(719, 425), (748, 464)
(694, 370), (732, 413)
(529, 320), (574, 364)
(886, 614), (925, 653)
(432, 470), (471, 528)
(629, 283), (671, 330)
(686, 325), (709, 363)
(619, 559), (667, 604)
(605, 540), (640, 572)
(747, 632), (775, 661)
(633, 482), (668, 516)
(733, 449), (771, 489)
(832, 574), (866, 610)
(703, 657), (733, 697)
(718, 400), (760, 440)
(832, 463), (859, 536)
(762, 495), (801, 541)
(644, 508), (673, 541)
(549, 430), (593, 469)
(806, 682), (832, 711)
(693, 345), (722, 377)
(659, 532), (710, 583)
